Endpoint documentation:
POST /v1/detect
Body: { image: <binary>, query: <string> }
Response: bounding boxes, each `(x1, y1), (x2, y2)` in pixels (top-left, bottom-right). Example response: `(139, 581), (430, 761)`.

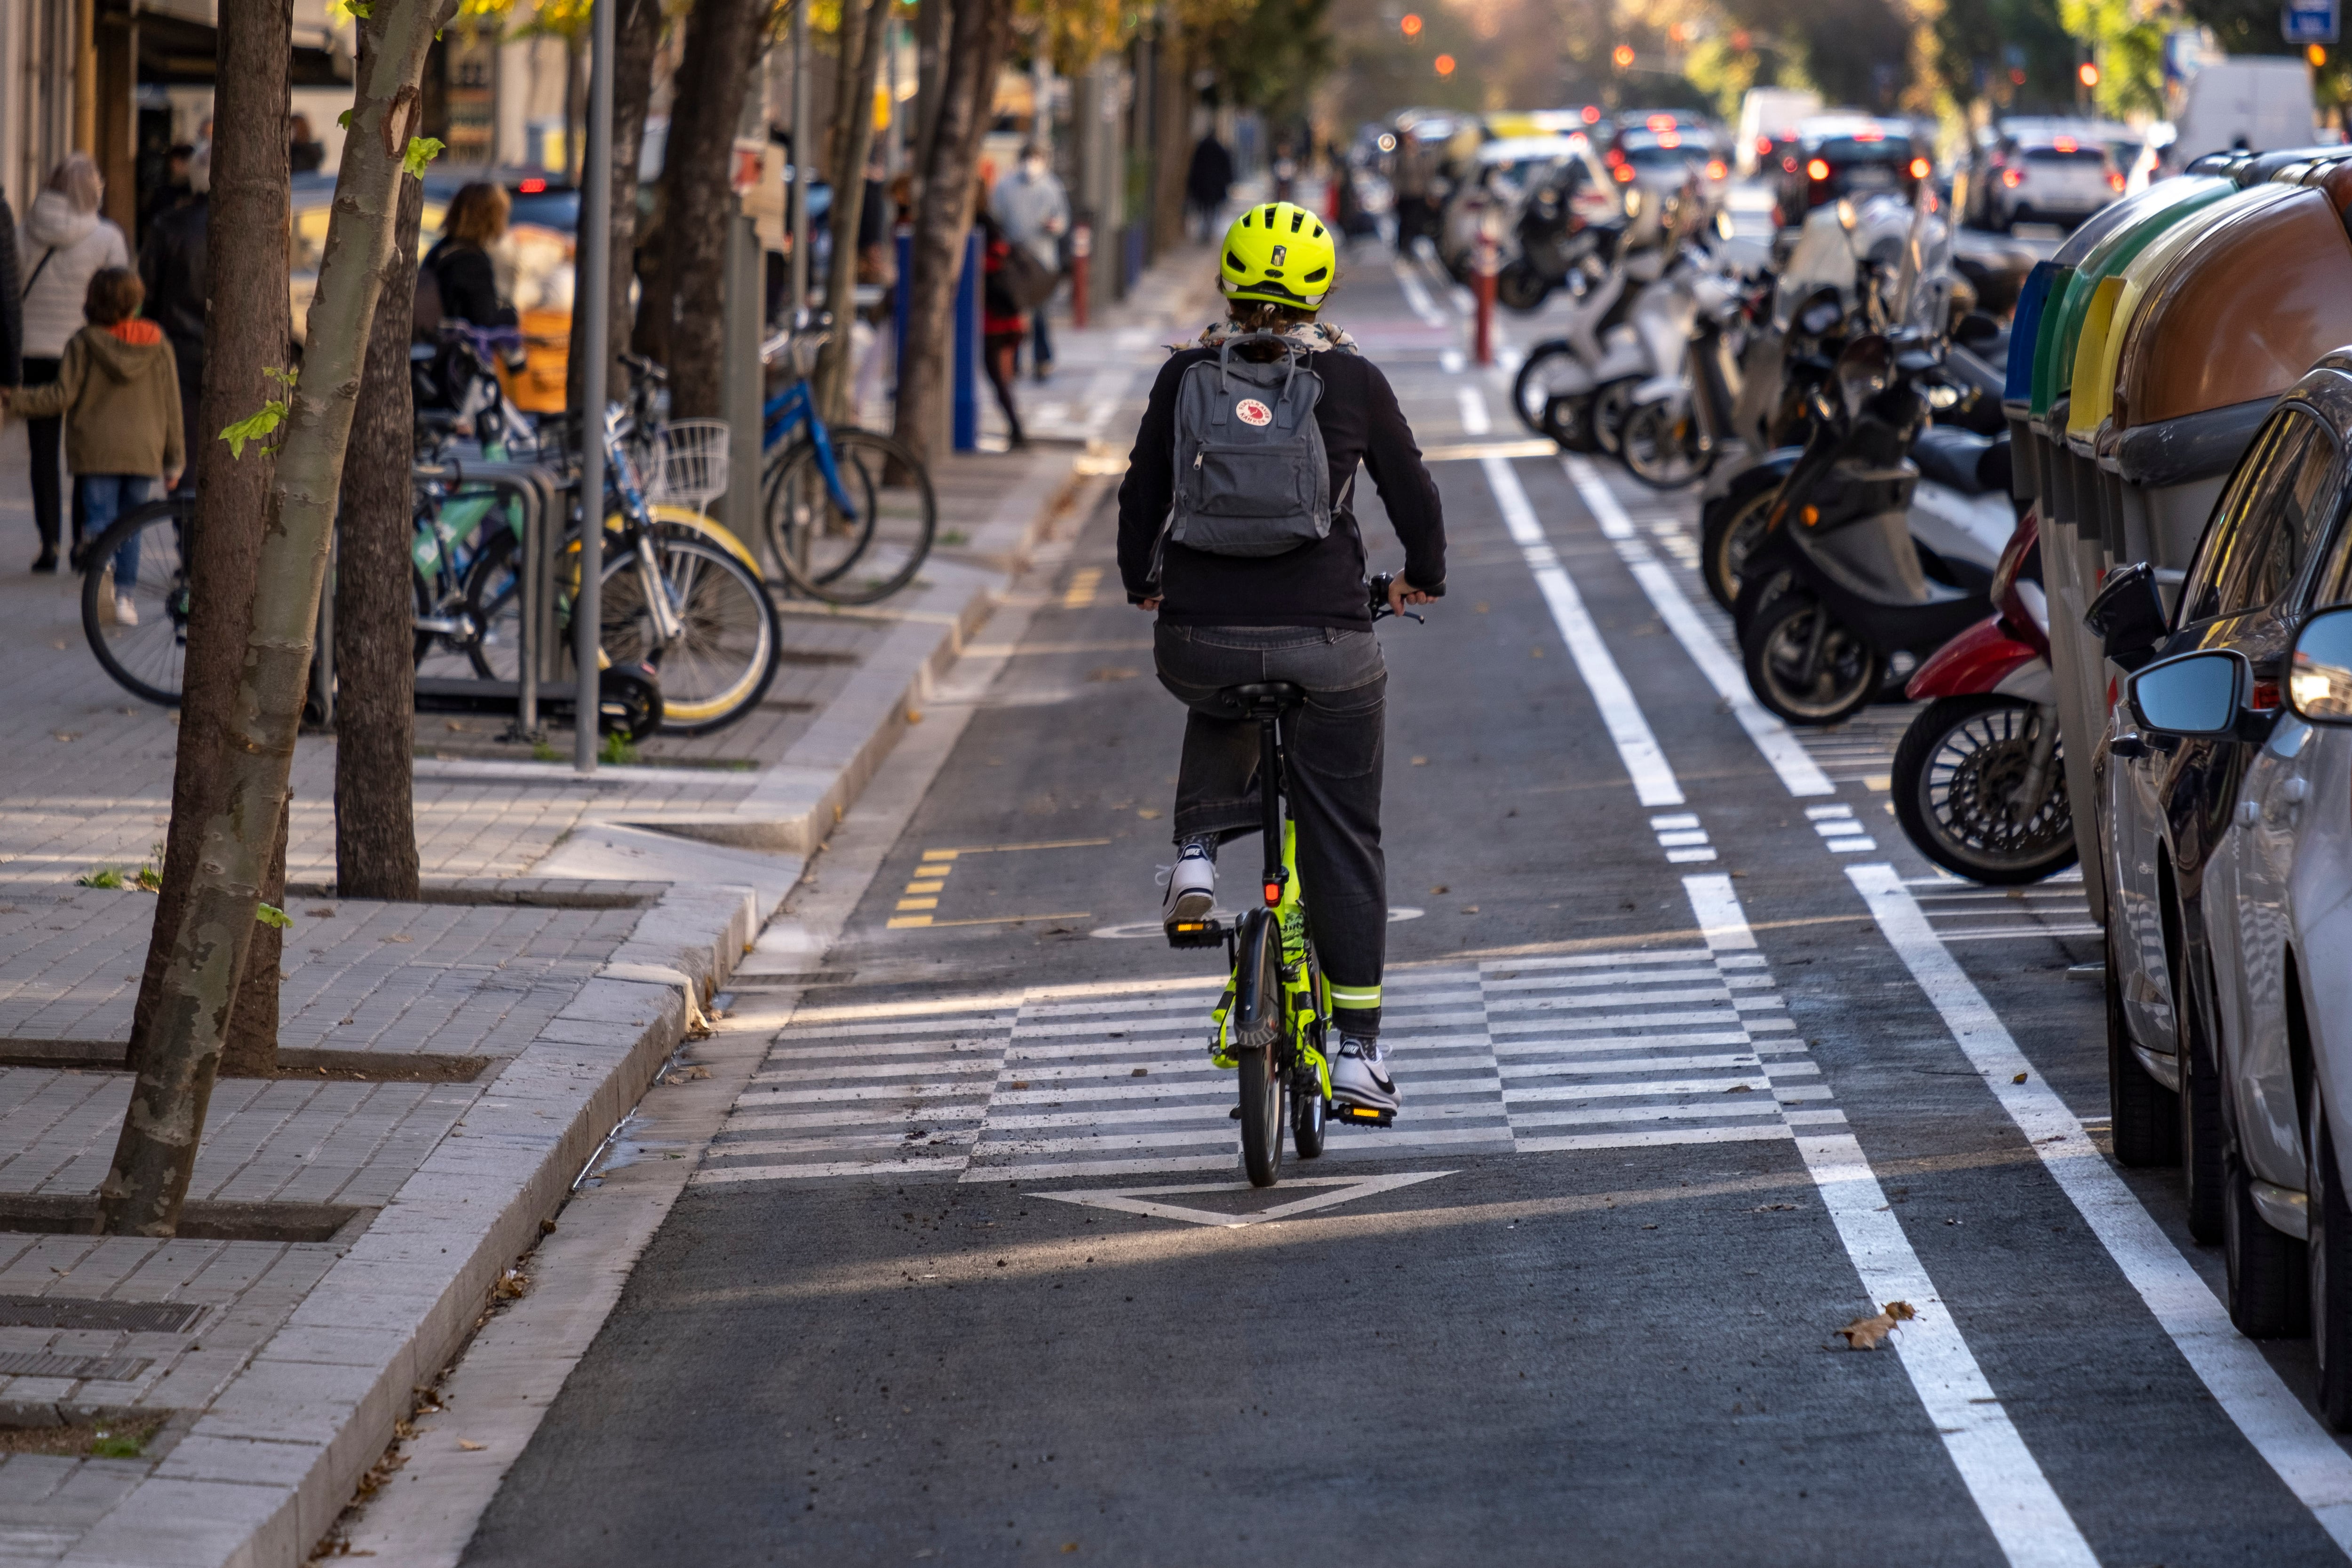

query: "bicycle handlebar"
(1369, 572), (1444, 623)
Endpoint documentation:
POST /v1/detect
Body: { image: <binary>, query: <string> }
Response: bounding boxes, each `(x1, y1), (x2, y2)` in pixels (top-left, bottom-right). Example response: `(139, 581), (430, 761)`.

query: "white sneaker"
(1159, 841), (1216, 928)
(113, 594), (138, 627)
(1331, 1036), (1399, 1114)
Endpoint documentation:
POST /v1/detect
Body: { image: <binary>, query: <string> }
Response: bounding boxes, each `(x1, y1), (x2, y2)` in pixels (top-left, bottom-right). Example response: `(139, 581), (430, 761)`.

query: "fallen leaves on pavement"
(1835, 1301), (1916, 1350)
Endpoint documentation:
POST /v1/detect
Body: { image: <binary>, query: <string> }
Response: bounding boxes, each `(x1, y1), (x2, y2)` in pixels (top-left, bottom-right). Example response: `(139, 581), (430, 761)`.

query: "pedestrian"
(1186, 132), (1234, 239)
(1115, 200), (1445, 1119)
(141, 143), (196, 234)
(16, 154), (129, 572)
(139, 142), (207, 495)
(1, 268), (184, 624)
(988, 143), (1067, 381)
(422, 182), (519, 331)
(0, 190), (20, 397)
(977, 205), (1028, 450)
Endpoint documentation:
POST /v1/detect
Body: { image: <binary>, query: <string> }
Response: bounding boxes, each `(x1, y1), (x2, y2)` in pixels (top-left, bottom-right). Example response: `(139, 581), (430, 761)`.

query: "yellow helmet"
(1219, 202), (1338, 310)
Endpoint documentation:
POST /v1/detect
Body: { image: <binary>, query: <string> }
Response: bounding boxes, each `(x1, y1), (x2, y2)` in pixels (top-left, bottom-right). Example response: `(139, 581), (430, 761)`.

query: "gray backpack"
(1162, 333), (1336, 562)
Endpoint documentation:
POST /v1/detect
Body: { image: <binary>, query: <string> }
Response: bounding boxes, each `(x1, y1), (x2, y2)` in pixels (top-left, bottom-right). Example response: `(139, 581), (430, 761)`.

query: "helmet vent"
(1303, 265), (1327, 282)
(1227, 252), (1245, 270)
(1289, 209), (1305, 232)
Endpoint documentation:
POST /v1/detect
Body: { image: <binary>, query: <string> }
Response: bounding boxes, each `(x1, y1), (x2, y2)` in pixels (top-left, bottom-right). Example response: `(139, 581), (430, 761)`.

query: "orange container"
(501, 307), (573, 414)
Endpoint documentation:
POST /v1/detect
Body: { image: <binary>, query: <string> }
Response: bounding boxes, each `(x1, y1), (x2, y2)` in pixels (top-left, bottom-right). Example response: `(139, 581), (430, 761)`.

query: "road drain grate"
(0, 1352), (152, 1382)
(0, 1296), (205, 1335)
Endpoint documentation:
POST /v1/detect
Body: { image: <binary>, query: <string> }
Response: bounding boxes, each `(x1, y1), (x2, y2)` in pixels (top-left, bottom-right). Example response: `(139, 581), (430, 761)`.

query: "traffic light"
(1434, 53), (1455, 75)
(2311, 43), (2329, 68)
(1612, 43), (1635, 69)
(2078, 61), (2099, 87)
(1399, 13), (1420, 37)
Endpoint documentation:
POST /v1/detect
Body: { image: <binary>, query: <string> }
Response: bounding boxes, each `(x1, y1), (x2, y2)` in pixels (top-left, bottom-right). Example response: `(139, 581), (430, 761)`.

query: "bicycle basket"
(646, 418), (731, 512)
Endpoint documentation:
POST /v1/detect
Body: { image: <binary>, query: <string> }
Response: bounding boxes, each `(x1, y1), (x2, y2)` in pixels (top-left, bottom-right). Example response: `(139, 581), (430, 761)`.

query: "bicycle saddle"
(1226, 681), (1306, 715)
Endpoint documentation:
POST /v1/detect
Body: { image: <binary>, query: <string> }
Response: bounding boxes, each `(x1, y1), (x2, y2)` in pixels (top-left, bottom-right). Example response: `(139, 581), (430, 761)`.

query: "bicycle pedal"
(1228, 1106), (1242, 1120)
(1334, 1103), (1395, 1128)
(1165, 917), (1228, 950)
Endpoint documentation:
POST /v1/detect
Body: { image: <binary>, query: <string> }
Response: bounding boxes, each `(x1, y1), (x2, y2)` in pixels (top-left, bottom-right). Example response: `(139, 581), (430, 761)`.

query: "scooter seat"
(1914, 425), (2008, 497)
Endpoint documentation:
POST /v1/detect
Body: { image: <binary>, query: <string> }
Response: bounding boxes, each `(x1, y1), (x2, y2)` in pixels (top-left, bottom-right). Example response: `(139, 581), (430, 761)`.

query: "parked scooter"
(1733, 328), (2022, 726)
(1497, 158), (1627, 311)
(1888, 509), (2076, 883)
(1618, 250), (1765, 489)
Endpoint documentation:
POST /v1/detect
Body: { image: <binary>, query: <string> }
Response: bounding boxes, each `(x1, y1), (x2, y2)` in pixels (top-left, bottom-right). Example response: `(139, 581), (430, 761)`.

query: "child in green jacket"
(5, 267), (183, 621)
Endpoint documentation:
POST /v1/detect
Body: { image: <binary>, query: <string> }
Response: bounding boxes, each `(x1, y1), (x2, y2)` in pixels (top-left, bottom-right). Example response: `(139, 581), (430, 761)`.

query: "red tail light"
(2108, 170), (2125, 191)
(1705, 159), (1727, 180)
(1781, 156), (1798, 174)
(1756, 135), (1774, 157)
(2002, 168), (2024, 188)
(1908, 158), (1931, 179)
(1614, 164), (1636, 183)
(1263, 882), (1283, 906)
(2053, 135), (2077, 152)
(518, 176), (548, 193)
(1806, 158), (1831, 182)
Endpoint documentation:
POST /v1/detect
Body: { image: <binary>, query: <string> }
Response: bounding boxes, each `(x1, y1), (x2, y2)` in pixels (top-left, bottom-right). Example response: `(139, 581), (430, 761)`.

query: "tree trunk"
(333, 169), (423, 903)
(128, 0), (293, 1082)
(890, 0), (1015, 467)
(1151, 24), (1190, 259)
(567, 0), (662, 411)
(98, 0), (459, 1238)
(910, 0), (947, 206)
(646, 0), (768, 418)
(813, 0), (890, 424)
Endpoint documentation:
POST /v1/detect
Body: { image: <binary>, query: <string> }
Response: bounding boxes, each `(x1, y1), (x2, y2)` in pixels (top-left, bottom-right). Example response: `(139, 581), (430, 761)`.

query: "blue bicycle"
(758, 328), (938, 605)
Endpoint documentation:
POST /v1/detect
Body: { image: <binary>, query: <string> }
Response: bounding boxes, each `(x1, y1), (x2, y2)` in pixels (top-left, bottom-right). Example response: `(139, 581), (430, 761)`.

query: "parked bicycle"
(758, 326), (938, 605)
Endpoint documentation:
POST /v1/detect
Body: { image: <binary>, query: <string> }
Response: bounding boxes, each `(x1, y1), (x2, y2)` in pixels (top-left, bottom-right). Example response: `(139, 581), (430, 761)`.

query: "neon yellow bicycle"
(1168, 575), (1428, 1187)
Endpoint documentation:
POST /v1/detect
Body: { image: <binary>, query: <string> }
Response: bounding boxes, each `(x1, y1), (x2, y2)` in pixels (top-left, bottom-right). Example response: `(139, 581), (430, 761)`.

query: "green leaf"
(256, 903), (293, 930)
(263, 366), (299, 389)
(219, 404), (285, 460)
(402, 136), (447, 179)
(338, 109), (355, 129)
(76, 867), (125, 890)
(346, 1), (373, 16)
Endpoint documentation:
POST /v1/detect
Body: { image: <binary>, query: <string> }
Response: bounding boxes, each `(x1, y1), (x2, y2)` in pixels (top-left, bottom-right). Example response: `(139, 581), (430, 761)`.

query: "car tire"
(2106, 924), (2178, 1168)
(2225, 1145), (2310, 1337)
(2314, 1110), (2352, 1427)
(2178, 942), (2227, 1245)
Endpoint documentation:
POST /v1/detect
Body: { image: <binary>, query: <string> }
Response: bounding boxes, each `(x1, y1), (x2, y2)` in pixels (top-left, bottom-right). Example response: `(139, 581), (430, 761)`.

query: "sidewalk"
(0, 244), (1215, 1567)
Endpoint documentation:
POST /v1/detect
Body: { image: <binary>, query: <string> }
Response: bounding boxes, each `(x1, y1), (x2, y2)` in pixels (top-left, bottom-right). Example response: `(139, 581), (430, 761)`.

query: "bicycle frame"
(762, 377), (861, 516)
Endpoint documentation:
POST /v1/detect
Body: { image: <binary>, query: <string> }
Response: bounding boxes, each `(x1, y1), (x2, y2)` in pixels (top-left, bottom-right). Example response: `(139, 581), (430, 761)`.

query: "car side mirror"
(2290, 604), (2352, 724)
(2086, 562), (2169, 673)
(2128, 649), (2248, 737)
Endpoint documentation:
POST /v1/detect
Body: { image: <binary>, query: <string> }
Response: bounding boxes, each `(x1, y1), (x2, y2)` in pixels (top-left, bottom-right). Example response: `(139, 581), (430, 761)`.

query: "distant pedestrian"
(1186, 133), (1234, 239)
(16, 153), (129, 572)
(1, 268), (184, 624)
(978, 207), (1028, 450)
(141, 143), (196, 234)
(422, 182), (519, 331)
(0, 190), (20, 393)
(139, 142), (207, 494)
(988, 143), (1068, 381)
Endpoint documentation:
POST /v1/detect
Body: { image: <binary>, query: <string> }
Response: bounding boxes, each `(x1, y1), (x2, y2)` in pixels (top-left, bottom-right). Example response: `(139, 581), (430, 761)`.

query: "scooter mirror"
(2127, 649), (2247, 737)
(2084, 561), (2169, 672)
(2289, 604), (2352, 724)
(1835, 334), (1894, 420)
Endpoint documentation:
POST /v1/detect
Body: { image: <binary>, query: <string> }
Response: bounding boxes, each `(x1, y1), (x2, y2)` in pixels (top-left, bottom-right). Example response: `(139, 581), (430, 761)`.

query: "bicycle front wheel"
(1232, 910), (1287, 1188)
(604, 533), (780, 734)
(80, 497), (192, 708)
(765, 429), (937, 604)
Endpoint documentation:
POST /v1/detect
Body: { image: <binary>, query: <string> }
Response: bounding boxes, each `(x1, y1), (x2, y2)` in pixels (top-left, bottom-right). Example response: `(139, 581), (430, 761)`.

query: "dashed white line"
(1462, 388), (1683, 807)
(1394, 257), (1450, 326)
(1849, 863), (2352, 1557)
(1690, 872), (2100, 1568)
(1557, 453), (1836, 798)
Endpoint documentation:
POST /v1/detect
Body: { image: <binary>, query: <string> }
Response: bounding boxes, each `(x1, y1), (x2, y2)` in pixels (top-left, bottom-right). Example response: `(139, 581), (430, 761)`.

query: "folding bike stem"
(1259, 713), (1287, 907)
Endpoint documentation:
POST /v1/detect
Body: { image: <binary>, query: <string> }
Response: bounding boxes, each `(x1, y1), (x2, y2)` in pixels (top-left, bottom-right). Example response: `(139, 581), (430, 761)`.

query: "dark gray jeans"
(1154, 623), (1387, 1035)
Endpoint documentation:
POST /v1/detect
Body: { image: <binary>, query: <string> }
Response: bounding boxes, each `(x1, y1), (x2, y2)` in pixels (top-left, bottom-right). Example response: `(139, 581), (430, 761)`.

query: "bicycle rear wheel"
(80, 497), (192, 707)
(1232, 910), (1286, 1187)
(765, 429), (937, 604)
(602, 534), (779, 735)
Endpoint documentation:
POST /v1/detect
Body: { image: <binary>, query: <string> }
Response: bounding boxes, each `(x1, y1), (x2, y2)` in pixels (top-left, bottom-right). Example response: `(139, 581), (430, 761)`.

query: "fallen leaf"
(1529, 647), (1544, 658)
(1724, 1083), (1754, 1093)
(1641, 1223), (1658, 1230)
(1430, 885), (1449, 894)
(1459, 905), (1480, 914)
(905, 709), (923, 723)
(53, 732), (78, 743)
(307, 907), (336, 918)
(1137, 808), (1161, 819)
(457, 1439), (485, 1451)
(383, 934), (413, 944)
(1130, 1067), (1148, 1077)
(1087, 666), (1138, 682)
(2011, 1071), (2028, 1084)
(1753, 1203), (1796, 1212)
(1835, 1300), (1917, 1351)
(1411, 756), (1429, 766)
(1009, 1081), (1031, 1091)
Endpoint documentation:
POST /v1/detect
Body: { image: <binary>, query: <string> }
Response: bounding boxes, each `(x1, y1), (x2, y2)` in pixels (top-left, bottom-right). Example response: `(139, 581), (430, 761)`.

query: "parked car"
(1980, 126), (2123, 232)
(1736, 87), (1822, 176)
(1772, 115), (1926, 228)
(1605, 121), (1726, 209)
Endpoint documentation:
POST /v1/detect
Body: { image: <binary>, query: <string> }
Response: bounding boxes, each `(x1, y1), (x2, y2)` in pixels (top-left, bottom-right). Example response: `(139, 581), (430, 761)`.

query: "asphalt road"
(452, 253), (2352, 1566)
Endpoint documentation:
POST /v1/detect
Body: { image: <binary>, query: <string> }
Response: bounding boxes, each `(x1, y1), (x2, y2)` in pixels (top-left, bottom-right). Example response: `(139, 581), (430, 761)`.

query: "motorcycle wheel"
(1511, 344), (1584, 438)
(1620, 399), (1710, 490)
(1889, 695), (2077, 884)
(1590, 378), (1638, 457)
(1496, 259), (1553, 312)
(1739, 591), (1883, 727)
(1542, 394), (1598, 453)
(1701, 486), (1775, 611)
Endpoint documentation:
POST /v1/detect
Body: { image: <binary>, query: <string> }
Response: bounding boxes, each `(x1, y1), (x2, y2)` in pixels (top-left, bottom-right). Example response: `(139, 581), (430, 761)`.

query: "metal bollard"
(1471, 208), (1500, 367)
(1071, 223), (1092, 329)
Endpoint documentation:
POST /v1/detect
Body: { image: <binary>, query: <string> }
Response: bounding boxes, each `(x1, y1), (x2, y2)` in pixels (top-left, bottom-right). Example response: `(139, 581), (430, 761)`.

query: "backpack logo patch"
(1235, 398), (1273, 428)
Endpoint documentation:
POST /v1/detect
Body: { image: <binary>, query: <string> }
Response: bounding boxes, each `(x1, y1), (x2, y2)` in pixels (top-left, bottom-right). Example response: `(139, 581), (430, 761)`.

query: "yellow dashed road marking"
(1063, 567), (1104, 609)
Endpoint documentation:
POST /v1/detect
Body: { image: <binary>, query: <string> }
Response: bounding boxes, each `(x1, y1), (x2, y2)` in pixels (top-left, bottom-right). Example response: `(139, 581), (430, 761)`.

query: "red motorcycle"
(1888, 508), (2077, 883)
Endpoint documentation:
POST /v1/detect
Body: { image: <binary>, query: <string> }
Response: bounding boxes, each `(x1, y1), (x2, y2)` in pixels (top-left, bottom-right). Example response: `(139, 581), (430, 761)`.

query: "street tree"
(98, 0), (462, 1237)
(892, 0), (1017, 465)
(639, 0), (772, 417)
(812, 0), (893, 424)
(127, 0), (295, 1084)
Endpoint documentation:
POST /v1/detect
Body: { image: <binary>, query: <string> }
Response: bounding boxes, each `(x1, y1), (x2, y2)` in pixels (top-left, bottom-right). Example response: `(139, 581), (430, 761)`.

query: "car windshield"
(2021, 145), (2106, 165)
(1814, 135), (1910, 165)
(1619, 136), (1697, 168)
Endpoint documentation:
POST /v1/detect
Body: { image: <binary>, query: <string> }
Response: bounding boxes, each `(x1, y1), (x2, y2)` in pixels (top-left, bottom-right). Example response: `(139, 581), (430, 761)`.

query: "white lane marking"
(1031, 1171), (1454, 1229)
(1849, 863), (2352, 1556)
(1457, 385), (1491, 435)
(1689, 872), (2099, 1568)
(1393, 258), (1449, 326)
(1559, 453), (1835, 798)
(1467, 391), (1683, 807)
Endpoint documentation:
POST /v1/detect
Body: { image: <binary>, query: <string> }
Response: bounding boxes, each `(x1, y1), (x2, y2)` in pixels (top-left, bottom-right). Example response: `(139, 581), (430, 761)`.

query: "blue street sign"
(2285, 0), (2337, 45)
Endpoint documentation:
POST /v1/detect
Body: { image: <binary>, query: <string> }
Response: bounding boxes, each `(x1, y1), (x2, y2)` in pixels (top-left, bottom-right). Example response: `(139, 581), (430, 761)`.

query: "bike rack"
(409, 456), (570, 738)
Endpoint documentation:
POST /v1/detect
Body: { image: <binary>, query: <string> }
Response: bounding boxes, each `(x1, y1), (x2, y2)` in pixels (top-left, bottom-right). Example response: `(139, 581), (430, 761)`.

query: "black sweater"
(1115, 346), (1446, 629)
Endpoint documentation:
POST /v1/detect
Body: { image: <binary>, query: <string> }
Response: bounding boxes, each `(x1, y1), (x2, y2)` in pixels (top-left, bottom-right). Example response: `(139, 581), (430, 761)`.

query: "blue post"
(892, 227), (912, 400)
(952, 228), (979, 452)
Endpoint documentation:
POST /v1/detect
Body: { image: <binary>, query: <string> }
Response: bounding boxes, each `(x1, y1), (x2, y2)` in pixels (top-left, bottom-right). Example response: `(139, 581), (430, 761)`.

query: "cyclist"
(1116, 200), (1445, 1119)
